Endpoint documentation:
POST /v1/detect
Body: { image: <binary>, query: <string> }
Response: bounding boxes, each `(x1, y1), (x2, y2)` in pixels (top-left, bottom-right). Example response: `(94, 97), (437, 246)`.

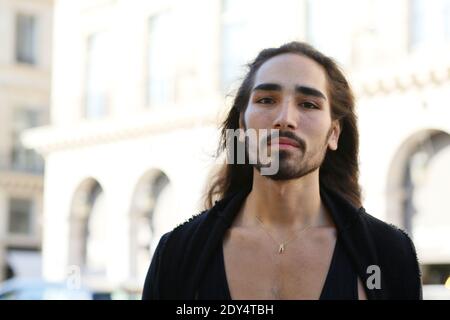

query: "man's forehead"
(253, 54), (328, 93)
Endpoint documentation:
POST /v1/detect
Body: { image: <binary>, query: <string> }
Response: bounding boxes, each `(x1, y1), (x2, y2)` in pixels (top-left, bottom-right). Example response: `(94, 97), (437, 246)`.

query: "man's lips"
(268, 137), (301, 148)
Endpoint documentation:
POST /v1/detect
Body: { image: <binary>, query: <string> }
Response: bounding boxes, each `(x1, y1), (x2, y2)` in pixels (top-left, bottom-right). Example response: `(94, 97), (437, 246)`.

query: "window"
(410, 0), (450, 50)
(220, 0), (302, 93)
(15, 14), (37, 65)
(11, 108), (45, 173)
(147, 11), (176, 107)
(8, 198), (33, 235)
(85, 32), (111, 119)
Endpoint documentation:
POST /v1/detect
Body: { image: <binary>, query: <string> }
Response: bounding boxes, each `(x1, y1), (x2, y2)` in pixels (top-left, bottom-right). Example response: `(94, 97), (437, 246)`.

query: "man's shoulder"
(163, 194), (237, 242)
(359, 209), (417, 259)
(161, 208), (214, 247)
(359, 208), (422, 298)
(174, 209), (211, 233)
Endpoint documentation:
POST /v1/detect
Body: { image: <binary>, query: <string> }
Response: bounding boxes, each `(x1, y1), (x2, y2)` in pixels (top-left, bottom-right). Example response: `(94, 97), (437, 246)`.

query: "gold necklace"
(254, 215), (312, 254)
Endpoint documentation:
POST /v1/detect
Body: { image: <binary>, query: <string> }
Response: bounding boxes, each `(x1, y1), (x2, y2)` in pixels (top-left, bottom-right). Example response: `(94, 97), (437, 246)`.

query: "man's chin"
(254, 160), (321, 181)
(254, 163), (301, 181)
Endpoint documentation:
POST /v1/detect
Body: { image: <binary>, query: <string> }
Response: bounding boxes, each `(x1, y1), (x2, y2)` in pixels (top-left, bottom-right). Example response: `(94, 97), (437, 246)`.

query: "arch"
(69, 177), (108, 278)
(386, 129), (450, 262)
(128, 168), (173, 284)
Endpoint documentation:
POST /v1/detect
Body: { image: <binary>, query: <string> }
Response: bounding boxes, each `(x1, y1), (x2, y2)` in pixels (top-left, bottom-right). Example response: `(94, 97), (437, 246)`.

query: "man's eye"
(256, 98), (274, 104)
(301, 102), (318, 109)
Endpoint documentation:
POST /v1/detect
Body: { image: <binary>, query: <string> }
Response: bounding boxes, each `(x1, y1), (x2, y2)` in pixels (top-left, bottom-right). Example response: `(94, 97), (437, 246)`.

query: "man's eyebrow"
(252, 83), (282, 92)
(252, 83), (327, 100)
(296, 86), (327, 100)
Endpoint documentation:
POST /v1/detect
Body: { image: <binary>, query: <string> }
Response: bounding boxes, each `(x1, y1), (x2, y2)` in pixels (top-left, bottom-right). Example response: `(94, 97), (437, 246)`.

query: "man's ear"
(328, 120), (341, 151)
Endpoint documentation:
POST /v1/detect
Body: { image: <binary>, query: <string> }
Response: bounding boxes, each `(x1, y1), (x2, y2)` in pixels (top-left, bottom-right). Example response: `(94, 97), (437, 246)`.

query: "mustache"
(263, 130), (306, 152)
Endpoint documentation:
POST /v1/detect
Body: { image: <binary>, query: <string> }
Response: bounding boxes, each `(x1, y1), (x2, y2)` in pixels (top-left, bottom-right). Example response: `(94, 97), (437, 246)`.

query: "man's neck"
(238, 168), (330, 230)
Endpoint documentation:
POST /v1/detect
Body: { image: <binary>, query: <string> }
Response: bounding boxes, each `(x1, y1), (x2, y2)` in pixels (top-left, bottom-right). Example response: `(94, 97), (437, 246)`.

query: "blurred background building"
(1, 0), (448, 298)
(0, 0), (53, 282)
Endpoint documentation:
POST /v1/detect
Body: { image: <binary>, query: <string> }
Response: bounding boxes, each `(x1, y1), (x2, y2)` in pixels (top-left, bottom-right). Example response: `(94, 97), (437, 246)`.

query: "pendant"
(279, 243), (285, 254)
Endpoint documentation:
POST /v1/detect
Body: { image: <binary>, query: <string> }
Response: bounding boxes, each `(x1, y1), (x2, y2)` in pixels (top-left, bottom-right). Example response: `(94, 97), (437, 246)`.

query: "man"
(142, 42), (422, 300)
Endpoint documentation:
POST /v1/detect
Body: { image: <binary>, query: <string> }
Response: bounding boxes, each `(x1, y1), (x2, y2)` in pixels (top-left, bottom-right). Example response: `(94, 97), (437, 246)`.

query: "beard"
(248, 127), (333, 181)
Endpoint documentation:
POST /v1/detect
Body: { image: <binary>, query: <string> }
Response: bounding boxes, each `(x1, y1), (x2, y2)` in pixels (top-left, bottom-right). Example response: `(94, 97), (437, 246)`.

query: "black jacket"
(142, 184), (423, 300)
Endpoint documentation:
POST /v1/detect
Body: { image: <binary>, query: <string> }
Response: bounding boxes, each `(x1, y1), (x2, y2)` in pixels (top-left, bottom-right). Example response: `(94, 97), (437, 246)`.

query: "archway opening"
(128, 169), (172, 286)
(387, 130), (450, 286)
(69, 178), (108, 281)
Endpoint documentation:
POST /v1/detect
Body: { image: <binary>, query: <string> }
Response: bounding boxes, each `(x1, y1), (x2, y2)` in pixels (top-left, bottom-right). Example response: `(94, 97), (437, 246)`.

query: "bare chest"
(222, 227), (337, 300)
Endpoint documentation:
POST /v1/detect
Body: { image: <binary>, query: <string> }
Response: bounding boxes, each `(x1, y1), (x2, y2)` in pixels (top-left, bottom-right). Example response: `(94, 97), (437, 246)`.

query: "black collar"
(187, 184), (384, 300)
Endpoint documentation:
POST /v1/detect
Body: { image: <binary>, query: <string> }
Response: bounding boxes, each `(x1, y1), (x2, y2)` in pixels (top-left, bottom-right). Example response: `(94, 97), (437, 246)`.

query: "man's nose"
(273, 97), (297, 130)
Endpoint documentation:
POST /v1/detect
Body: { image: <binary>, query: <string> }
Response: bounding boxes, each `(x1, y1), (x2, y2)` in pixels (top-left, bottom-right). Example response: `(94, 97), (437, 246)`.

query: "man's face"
(240, 53), (341, 180)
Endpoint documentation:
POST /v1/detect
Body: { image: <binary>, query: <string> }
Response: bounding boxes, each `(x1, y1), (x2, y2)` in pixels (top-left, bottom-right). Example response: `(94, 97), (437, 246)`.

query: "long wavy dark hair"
(203, 41), (361, 209)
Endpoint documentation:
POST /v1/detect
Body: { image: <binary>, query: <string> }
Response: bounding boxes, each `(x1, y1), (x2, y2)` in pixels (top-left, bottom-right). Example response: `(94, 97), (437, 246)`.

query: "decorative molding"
(352, 63), (450, 97)
(0, 171), (44, 191)
(22, 106), (222, 155)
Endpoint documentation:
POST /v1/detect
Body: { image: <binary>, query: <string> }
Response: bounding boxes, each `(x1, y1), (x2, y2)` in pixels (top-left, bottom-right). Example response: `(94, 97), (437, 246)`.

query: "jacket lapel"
(320, 185), (386, 299)
(186, 186), (252, 299)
